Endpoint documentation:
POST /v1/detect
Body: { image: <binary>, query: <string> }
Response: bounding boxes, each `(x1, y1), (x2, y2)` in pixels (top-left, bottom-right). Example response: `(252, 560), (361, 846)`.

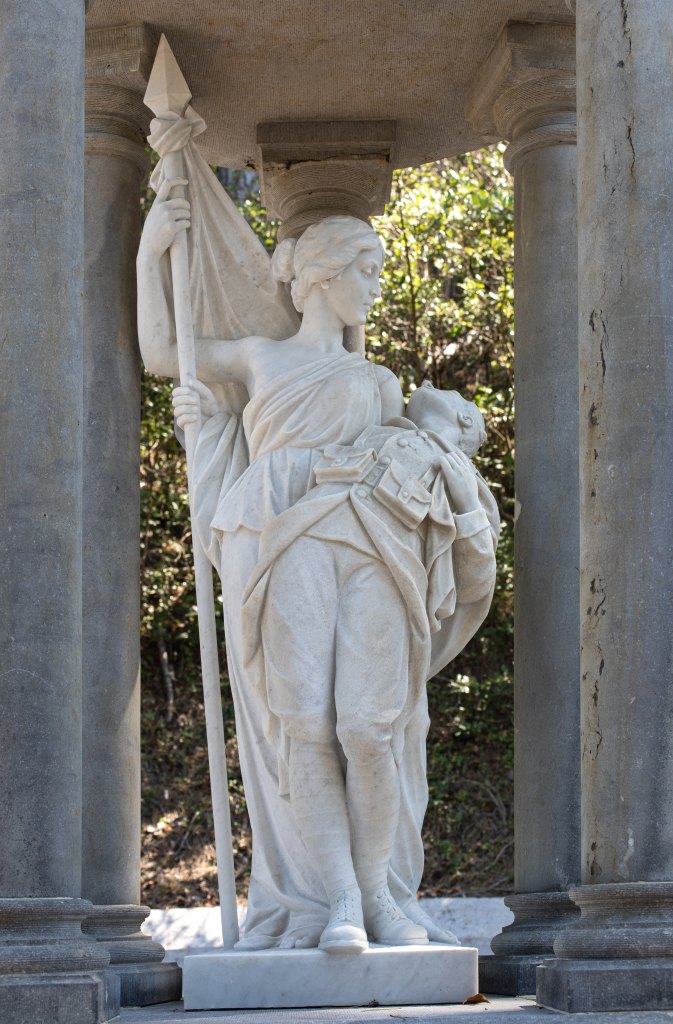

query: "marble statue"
(138, 103), (499, 956)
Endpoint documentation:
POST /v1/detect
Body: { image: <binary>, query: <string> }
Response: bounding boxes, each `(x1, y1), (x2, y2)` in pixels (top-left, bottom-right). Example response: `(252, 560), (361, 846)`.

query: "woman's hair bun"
(271, 238), (298, 284)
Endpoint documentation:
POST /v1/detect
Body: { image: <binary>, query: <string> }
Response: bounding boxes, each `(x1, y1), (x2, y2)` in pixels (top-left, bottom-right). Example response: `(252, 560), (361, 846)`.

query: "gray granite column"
(538, 0), (673, 1012)
(469, 23), (581, 995)
(82, 26), (180, 1007)
(0, 3), (112, 1022)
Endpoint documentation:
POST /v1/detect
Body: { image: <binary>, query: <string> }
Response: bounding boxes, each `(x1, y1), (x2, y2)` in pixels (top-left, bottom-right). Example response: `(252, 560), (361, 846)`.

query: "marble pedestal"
(183, 945), (478, 1009)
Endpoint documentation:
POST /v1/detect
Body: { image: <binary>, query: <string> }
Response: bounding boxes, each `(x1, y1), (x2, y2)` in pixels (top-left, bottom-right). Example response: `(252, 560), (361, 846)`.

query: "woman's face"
(322, 248), (383, 326)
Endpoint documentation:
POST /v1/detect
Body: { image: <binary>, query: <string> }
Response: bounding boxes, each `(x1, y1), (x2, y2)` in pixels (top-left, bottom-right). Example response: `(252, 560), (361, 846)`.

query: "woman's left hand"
(439, 450), (480, 515)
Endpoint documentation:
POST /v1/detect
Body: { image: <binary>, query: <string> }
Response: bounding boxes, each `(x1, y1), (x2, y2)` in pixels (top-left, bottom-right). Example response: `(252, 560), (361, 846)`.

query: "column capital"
(85, 23), (156, 172)
(257, 121), (396, 240)
(467, 22), (576, 173)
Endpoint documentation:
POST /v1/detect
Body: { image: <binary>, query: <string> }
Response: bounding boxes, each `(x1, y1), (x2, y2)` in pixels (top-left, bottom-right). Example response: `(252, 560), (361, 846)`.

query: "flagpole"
(144, 35), (239, 949)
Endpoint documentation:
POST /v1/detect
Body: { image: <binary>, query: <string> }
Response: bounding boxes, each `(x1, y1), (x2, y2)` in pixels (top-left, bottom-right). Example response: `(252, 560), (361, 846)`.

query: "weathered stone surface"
(0, 900), (109, 977)
(537, 958), (673, 1014)
(111, 963), (182, 1007)
(0, 0), (84, 902)
(491, 892), (579, 958)
(468, 24), (580, 993)
(575, 0), (673, 895)
(479, 892), (580, 995)
(257, 121), (396, 240)
(554, 883), (673, 961)
(539, 2), (673, 1008)
(0, 974), (115, 1024)
(0, 899), (114, 1024)
(85, 0), (573, 169)
(83, 906), (164, 965)
(82, 23), (150, 916)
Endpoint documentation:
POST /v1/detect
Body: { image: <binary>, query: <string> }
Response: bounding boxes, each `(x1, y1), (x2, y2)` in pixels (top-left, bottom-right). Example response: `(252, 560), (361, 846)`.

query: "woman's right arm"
(137, 179), (256, 384)
(137, 178), (188, 377)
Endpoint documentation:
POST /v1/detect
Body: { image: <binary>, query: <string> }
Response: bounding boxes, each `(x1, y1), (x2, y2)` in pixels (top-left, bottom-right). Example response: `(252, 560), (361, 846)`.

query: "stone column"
(468, 23), (581, 995)
(538, 1), (673, 1012)
(0, 3), (112, 1022)
(82, 25), (180, 1007)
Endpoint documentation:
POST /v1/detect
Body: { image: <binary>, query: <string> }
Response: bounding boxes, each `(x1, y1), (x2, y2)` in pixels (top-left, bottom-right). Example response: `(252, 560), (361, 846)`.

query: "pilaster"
(468, 23), (580, 996)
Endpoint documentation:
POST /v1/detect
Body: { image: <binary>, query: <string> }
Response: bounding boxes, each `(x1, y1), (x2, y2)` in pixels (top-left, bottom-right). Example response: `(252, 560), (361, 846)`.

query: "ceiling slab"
(86, 0), (573, 169)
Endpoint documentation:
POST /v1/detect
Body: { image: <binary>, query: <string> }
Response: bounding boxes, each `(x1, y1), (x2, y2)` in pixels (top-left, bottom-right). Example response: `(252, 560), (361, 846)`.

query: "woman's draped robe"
(191, 350), (499, 947)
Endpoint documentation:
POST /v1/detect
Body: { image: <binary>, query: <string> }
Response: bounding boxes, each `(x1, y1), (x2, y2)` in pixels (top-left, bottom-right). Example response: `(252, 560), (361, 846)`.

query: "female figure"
(137, 193), (498, 953)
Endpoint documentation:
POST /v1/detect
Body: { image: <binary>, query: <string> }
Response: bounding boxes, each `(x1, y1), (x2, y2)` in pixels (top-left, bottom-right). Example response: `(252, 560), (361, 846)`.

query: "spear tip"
(144, 34), (192, 116)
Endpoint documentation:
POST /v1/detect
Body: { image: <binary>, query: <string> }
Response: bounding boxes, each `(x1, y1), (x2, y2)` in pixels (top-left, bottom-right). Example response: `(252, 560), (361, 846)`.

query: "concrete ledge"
(183, 945), (478, 1009)
(537, 957), (673, 1012)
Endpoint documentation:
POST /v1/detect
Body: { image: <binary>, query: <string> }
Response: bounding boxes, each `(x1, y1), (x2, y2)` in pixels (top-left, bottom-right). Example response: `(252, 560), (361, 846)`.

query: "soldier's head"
(406, 382), (486, 457)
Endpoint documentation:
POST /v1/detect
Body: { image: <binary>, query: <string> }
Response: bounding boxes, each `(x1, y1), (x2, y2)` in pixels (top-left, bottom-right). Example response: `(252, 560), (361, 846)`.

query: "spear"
(144, 35), (239, 948)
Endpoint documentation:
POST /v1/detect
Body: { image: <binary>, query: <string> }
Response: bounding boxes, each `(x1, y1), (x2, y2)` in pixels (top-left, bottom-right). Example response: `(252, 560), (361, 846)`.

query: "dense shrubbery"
(139, 149), (514, 906)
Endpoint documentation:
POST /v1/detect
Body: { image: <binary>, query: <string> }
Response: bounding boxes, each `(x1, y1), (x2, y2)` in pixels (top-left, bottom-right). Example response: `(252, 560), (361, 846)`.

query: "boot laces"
(332, 888), (359, 921)
(375, 887), (404, 922)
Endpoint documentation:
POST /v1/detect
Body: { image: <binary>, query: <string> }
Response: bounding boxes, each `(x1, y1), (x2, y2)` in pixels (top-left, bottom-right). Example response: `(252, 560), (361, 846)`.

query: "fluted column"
(468, 22), (581, 995)
(0, 2), (112, 1021)
(538, 1), (673, 1011)
(82, 24), (180, 1007)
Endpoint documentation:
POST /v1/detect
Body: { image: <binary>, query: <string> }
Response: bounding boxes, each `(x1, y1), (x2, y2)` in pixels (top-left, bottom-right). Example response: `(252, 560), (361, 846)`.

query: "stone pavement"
(117, 998), (673, 1024)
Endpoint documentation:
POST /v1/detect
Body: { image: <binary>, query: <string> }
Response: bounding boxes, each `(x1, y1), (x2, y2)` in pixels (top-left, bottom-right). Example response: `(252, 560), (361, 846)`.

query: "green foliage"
(139, 149), (514, 906)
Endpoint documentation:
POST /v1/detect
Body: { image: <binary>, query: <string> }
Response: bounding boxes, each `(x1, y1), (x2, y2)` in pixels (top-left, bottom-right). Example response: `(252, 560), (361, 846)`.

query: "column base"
(0, 972), (116, 1024)
(84, 905), (181, 1004)
(479, 954), (540, 995)
(480, 891), (579, 994)
(537, 957), (673, 1012)
(537, 881), (673, 1012)
(112, 961), (182, 1006)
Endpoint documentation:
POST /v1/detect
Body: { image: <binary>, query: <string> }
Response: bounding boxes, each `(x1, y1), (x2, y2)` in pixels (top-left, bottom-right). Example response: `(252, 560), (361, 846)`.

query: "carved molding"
(82, 905), (165, 966)
(85, 23), (156, 168)
(467, 22), (576, 173)
(257, 121), (396, 240)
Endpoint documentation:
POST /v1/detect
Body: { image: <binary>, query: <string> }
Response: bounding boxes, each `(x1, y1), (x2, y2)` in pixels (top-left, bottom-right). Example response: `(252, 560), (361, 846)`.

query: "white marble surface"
(144, 898), (513, 961)
(182, 945), (479, 1010)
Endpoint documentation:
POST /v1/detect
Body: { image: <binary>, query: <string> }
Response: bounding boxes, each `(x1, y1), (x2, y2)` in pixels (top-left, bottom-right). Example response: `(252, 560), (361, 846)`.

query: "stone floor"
(117, 998), (673, 1024)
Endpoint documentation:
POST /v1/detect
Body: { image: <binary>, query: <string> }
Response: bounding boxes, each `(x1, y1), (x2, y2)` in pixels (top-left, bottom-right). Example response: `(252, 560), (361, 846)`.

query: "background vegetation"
(139, 147), (515, 907)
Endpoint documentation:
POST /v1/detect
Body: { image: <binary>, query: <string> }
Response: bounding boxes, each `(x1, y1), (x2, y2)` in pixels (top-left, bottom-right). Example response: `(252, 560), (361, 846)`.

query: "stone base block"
(537, 957), (673, 1012)
(183, 945), (478, 1009)
(479, 954), (540, 995)
(0, 972), (115, 1024)
(114, 961), (182, 1006)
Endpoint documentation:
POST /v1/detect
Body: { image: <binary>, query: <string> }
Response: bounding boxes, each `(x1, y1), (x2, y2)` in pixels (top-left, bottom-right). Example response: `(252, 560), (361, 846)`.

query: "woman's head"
(271, 215), (385, 318)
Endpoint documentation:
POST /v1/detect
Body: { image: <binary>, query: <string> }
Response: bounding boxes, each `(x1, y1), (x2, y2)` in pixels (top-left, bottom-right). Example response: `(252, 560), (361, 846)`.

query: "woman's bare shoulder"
(369, 361), (405, 419)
